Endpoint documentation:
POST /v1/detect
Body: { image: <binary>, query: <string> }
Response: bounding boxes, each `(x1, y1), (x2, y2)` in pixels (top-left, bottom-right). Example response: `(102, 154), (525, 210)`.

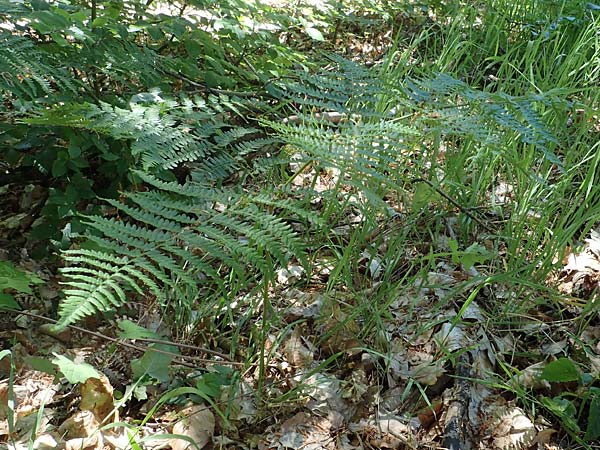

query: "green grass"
(141, 0), (600, 443)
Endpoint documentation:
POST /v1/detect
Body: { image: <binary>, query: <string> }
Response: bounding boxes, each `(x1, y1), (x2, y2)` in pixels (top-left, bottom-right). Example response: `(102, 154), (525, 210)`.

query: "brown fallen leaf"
(416, 401), (443, 429)
(80, 375), (115, 423)
(318, 299), (361, 356)
(58, 410), (102, 450)
(39, 323), (71, 343)
(283, 327), (313, 368)
(169, 404), (215, 450)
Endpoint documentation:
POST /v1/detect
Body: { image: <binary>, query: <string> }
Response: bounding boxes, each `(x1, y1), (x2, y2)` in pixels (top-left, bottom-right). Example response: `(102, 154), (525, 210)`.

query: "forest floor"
(3, 1), (600, 450)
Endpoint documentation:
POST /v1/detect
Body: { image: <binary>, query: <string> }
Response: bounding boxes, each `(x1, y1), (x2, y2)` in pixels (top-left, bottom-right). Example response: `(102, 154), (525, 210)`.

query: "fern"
(22, 100), (266, 174)
(0, 33), (81, 103)
(402, 73), (564, 167)
(54, 54), (566, 328)
(266, 58), (566, 209)
(57, 171), (310, 328)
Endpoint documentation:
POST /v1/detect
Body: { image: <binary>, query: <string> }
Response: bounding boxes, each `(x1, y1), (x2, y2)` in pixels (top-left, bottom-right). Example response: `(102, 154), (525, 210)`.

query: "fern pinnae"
(132, 171), (218, 197)
(131, 191), (207, 220)
(161, 244), (220, 281)
(103, 199), (184, 234)
(62, 249), (131, 268)
(84, 217), (175, 248)
(62, 267), (145, 297)
(59, 267), (135, 327)
(119, 264), (164, 295)
(65, 245), (167, 292)
(122, 193), (198, 225)
(179, 231), (246, 276)
(194, 221), (270, 273)
(144, 249), (196, 285)
(251, 193), (326, 227)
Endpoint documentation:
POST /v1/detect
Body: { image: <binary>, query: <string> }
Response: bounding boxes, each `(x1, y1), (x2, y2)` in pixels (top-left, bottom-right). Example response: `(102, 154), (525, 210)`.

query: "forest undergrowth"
(2, 0), (600, 449)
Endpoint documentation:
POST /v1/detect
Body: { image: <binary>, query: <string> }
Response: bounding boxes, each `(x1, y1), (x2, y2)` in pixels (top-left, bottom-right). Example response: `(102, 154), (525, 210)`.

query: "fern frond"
(58, 176), (314, 327)
(267, 57), (566, 209)
(0, 33), (81, 102)
(23, 102), (244, 174)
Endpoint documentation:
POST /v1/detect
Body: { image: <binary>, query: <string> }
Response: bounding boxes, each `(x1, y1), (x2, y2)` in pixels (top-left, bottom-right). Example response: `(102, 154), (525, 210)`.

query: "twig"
(411, 178), (494, 233)
(135, 337), (231, 361)
(3, 309), (242, 367)
(160, 69), (263, 98)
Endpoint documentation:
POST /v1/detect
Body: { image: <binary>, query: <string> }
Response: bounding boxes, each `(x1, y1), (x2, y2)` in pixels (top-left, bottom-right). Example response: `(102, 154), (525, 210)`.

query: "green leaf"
(52, 158), (68, 177)
(24, 356), (58, 376)
(540, 358), (580, 382)
(30, 10), (71, 33)
(0, 260), (41, 294)
(117, 319), (160, 340)
(195, 371), (231, 399)
(132, 384), (148, 401)
(461, 243), (492, 269)
(91, 16), (108, 28)
(0, 293), (20, 310)
(542, 396), (580, 432)
(68, 145), (81, 158)
(304, 26), (324, 41)
(131, 344), (177, 382)
(184, 39), (203, 58)
(52, 354), (101, 384)
(586, 391), (600, 440)
(412, 183), (440, 210)
(448, 239), (459, 264)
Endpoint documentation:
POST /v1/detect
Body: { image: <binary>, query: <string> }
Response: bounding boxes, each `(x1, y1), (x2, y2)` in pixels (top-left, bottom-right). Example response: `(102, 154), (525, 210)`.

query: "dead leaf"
(59, 410), (102, 450)
(283, 327), (314, 368)
(80, 375), (115, 422)
(411, 361), (445, 386)
(535, 428), (557, 444)
(32, 433), (59, 449)
(511, 361), (549, 390)
(355, 417), (414, 449)
(435, 323), (465, 352)
(318, 299), (360, 356)
(39, 323), (71, 343)
(169, 404), (215, 450)
(276, 264), (305, 285)
(490, 406), (536, 450)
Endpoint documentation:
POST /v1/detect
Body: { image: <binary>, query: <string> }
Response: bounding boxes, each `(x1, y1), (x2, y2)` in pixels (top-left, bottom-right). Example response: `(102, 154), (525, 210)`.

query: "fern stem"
(257, 252), (274, 407)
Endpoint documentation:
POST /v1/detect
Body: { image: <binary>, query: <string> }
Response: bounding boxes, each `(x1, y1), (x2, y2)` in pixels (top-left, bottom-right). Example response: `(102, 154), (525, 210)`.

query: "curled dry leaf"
(352, 417), (414, 449)
(276, 264), (305, 285)
(511, 361), (549, 390)
(489, 406), (536, 450)
(80, 375), (115, 422)
(283, 327), (313, 368)
(318, 300), (360, 356)
(435, 322), (466, 352)
(39, 323), (71, 343)
(169, 404), (215, 450)
(58, 409), (102, 450)
(410, 360), (446, 386)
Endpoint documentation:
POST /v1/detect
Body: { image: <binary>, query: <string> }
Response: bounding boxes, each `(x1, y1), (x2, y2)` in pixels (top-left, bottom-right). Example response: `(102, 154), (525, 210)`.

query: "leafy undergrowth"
(5, 203), (600, 450)
(3, 0), (600, 449)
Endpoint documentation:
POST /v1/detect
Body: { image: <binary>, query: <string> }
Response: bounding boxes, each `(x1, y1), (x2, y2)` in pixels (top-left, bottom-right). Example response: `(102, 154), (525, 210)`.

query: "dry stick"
(4, 309), (242, 367)
(161, 69), (261, 98)
(411, 178), (494, 233)
(134, 337), (231, 360)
